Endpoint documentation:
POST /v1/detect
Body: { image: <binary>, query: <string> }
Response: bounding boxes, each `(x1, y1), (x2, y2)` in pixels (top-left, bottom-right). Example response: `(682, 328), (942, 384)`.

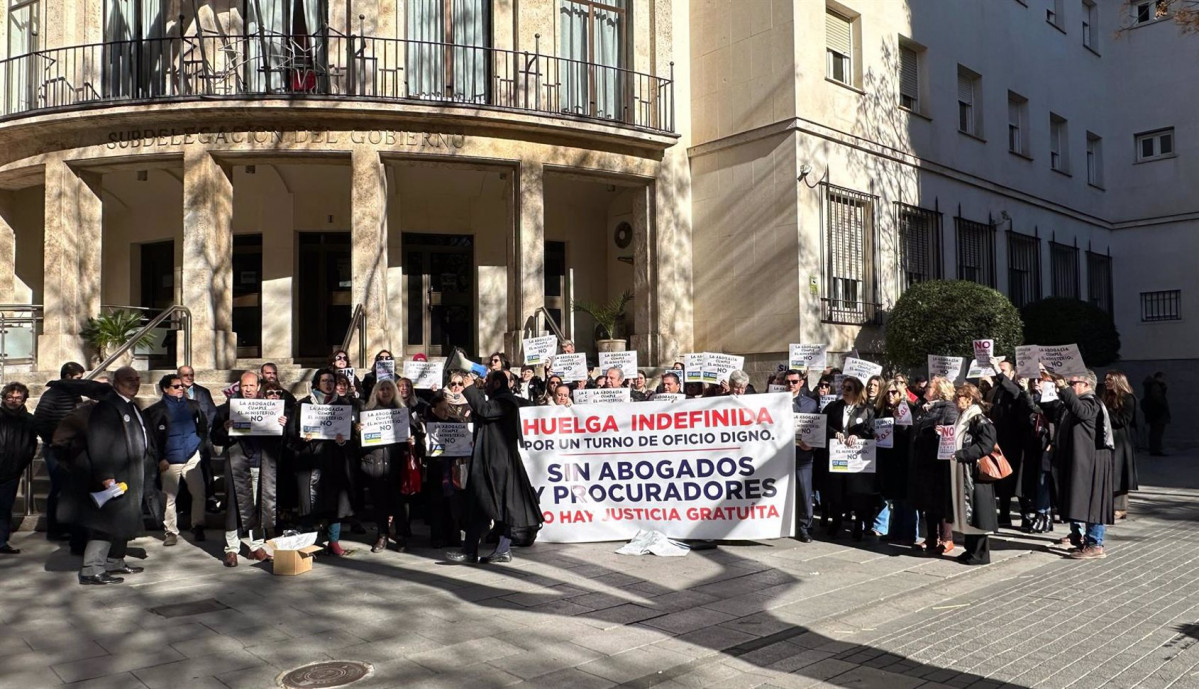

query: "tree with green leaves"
(885, 280), (1024, 370)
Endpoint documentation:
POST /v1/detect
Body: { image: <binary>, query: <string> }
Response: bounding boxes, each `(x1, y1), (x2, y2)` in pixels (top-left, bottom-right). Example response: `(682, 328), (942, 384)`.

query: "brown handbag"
(977, 444), (1013, 482)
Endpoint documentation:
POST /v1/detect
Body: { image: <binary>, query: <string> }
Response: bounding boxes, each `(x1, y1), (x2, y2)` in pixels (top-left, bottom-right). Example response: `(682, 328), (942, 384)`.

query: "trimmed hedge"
(1020, 297), (1121, 367)
(885, 280), (1024, 369)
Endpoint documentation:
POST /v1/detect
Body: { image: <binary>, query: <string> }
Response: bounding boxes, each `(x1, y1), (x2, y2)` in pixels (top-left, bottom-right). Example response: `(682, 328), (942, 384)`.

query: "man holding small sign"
(788, 369), (820, 543)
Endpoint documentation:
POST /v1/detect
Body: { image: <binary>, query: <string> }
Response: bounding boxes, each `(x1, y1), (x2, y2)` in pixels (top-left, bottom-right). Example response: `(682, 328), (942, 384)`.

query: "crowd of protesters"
(0, 339), (1151, 583)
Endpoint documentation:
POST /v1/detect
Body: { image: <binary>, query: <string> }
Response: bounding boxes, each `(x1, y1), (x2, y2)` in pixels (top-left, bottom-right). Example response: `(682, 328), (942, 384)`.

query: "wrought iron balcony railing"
(0, 31), (675, 134)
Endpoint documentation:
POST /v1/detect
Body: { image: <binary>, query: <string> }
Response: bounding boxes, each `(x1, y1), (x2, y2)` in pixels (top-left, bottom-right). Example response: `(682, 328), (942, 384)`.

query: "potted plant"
(572, 291), (632, 353)
(81, 309), (154, 367)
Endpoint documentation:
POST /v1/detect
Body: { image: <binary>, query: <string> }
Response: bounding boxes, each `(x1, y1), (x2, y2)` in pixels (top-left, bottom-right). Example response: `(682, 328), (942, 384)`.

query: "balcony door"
(406, 0), (490, 103)
(103, 0), (172, 99)
(558, 0), (627, 120)
(6, 0), (41, 113)
(246, 0), (328, 93)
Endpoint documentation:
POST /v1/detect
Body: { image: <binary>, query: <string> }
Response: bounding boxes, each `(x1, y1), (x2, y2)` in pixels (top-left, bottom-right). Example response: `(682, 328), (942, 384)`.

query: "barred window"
(1007, 231), (1041, 308)
(824, 184), (878, 324)
(1051, 241), (1079, 299)
(1141, 290), (1180, 322)
(896, 203), (942, 291)
(1087, 251), (1113, 314)
(955, 216), (994, 287)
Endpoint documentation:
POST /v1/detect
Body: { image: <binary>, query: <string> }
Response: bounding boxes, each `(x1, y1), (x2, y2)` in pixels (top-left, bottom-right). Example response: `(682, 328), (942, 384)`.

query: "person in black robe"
(447, 370), (541, 564)
(984, 358), (1033, 528)
(1049, 370), (1115, 559)
(909, 376), (960, 556)
(1102, 371), (1138, 520)
(820, 376), (876, 541)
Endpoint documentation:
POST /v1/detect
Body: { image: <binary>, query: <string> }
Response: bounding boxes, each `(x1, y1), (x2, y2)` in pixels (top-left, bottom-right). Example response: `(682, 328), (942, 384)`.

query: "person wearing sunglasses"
(144, 374), (210, 547)
(357, 350), (395, 401)
(876, 379), (919, 545)
(820, 375), (877, 540)
(1049, 370), (1116, 560)
(948, 383), (999, 566)
(786, 370), (818, 543)
(328, 349), (361, 399)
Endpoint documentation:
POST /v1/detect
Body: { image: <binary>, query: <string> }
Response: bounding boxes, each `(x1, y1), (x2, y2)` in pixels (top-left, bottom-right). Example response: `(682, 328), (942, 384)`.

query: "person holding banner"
(285, 368), (355, 557)
(423, 390), (472, 548)
(630, 371), (651, 401)
(877, 379), (918, 545)
(949, 384), (999, 565)
(446, 371), (541, 564)
(356, 380), (415, 553)
(651, 372), (682, 400)
(212, 372), (286, 567)
(911, 377), (960, 556)
(358, 350), (395, 401)
(821, 377), (877, 540)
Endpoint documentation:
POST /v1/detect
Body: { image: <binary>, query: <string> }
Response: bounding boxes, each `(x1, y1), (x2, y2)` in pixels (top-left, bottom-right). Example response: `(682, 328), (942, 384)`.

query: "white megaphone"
(446, 347), (488, 377)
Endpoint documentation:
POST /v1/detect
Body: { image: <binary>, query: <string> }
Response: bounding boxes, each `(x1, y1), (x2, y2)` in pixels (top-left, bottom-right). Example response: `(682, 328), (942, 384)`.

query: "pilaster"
(182, 148), (236, 368)
(351, 147), (391, 355)
(39, 160), (102, 367)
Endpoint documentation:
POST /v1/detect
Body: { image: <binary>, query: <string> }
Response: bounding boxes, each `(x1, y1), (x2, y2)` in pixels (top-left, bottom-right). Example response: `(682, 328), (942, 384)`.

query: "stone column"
(629, 184), (658, 365)
(351, 147), (390, 354)
(182, 148), (236, 369)
(507, 161), (545, 353)
(0, 192), (14, 304)
(652, 150), (694, 363)
(39, 160), (102, 367)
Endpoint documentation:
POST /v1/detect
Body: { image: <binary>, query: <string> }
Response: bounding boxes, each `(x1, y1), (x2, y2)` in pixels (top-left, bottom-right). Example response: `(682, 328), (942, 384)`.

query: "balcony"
(0, 31), (675, 135)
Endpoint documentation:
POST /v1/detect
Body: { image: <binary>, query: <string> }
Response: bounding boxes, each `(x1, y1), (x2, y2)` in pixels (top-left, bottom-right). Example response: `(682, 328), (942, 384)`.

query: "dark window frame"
(1086, 250), (1113, 314)
(955, 215), (995, 287)
(896, 202), (942, 291)
(1140, 290), (1180, 322)
(1007, 229), (1041, 308)
(821, 183), (881, 325)
(1050, 240), (1080, 299)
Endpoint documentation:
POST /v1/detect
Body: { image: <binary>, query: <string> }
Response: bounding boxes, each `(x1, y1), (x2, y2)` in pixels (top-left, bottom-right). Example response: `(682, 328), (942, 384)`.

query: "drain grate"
(278, 661), (373, 688)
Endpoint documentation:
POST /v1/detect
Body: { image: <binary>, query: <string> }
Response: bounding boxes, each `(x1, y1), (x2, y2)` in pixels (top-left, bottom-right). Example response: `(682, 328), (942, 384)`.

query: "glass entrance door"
(232, 234), (263, 357)
(297, 231), (352, 358)
(403, 233), (473, 357)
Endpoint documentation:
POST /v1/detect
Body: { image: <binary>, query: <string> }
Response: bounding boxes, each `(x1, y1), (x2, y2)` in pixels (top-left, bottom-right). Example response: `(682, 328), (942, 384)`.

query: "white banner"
(936, 425), (957, 460)
(966, 356), (1004, 379)
(299, 404), (353, 441)
(599, 351), (639, 381)
(519, 394), (795, 542)
(874, 418), (895, 449)
(425, 421), (474, 456)
(928, 355), (965, 384)
(973, 339), (994, 366)
(374, 359), (396, 382)
(842, 357), (883, 383)
(229, 399), (285, 437)
(794, 413), (827, 448)
(1016, 345), (1041, 379)
(403, 360), (445, 389)
(1038, 344), (1086, 376)
(683, 353), (705, 384)
(829, 439), (877, 473)
(702, 353), (745, 384)
(893, 401), (913, 426)
(523, 335), (558, 365)
(360, 408), (411, 447)
(573, 388), (632, 405)
(788, 344), (827, 371)
(554, 353), (590, 382)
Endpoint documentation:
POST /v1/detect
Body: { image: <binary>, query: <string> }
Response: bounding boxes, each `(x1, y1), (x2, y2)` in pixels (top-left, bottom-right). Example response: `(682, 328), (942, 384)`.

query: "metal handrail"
(340, 303), (366, 369)
(84, 305), (192, 379)
(524, 306), (567, 345)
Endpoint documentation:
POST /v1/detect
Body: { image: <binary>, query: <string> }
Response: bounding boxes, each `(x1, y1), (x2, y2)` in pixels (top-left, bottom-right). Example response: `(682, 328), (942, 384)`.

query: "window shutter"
(957, 73), (973, 104)
(826, 11), (852, 56)
(1008, 99), (1019, 126)
(1050, 121), (1060, 151)
(899, 46), (918, 100)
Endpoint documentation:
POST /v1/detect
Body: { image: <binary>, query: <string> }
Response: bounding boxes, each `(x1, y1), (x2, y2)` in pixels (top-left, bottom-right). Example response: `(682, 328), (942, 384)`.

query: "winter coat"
(950, 406), (998, 534)
(143, 397), (209, 463)
(1140, 377), (1170, 424)
(33, 379), (111, 444)
(1108, 393), (1139, 495)
(64, 393), (149, 540)
(820, 399), (877, 503)
(0, 405), (38, 483)
(876, 402), (916, 500)
(1051, 387), (1115, 525)
(184, 383), (218, 433)
(461, 385), (541, 528)
(212, 400), (281, 535)
(986, 373), (1033, 494)
(284, 395), (355, 520)
(909, 399), (960, 515)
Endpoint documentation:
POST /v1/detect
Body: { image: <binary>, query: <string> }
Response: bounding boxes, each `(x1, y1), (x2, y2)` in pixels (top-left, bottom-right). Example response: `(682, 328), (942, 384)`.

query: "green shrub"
(1020, 297), (1120, 366)
(885, 280), (1024, 369)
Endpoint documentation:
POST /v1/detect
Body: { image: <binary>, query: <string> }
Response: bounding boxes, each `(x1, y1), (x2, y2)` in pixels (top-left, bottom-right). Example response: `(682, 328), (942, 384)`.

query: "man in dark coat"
(76, 366), (150, 585)
(447, 370), (541, 564)
(0, 382), (38, 554)
(1141, 372), (1169, 456)
(1051, 369), (1115, 560)
(984, 358), (1032, 527)
(33, 361), (87, 540)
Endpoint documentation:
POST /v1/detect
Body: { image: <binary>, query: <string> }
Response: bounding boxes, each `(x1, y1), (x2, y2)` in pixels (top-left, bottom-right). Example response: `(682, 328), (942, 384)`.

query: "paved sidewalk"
(1, 452), (1196, 689)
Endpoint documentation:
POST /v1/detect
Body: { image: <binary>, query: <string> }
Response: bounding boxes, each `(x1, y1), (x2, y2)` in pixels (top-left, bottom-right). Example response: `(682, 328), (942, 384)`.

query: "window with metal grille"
(899, 43), (918, 110)
(824, 184), (878, 324)
(1007, 231), (1041, 308)
(897, 203), (942, 291)
(1051, 241), (1079, 299)
(1140, 290), (1180, 321)
(1087, 251), (1113, 314)
(955, 216), (994, 286)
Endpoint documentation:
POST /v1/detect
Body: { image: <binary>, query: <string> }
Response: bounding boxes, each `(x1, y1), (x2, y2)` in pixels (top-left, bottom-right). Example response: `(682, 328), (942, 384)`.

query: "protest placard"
(523, 335), (558, 365)
(794, 413), (827, 448)
(966, 356), (1004, 379)
(1038, 380), (1059, 402)
(928, 355), (965, 383)
(683, 353), (705, 384)
(788, 344), (827, 371)
(229, 399), (285, 437)
(1038, 344), (1086, 376)
(819, 394), (838, 411)
(360, 408), (411, 447)
(425, 421), (474, 456)
(973, 339), (994, 365)
(553, 353), (589, 382)
(403, 359), (445, 389)
(342, 367), (356, 384)
(842, 357), (883, 383)
(829, 439), (877, 473)
(299, 404), (353, 440)
(893, 402), (913, 426)
(572, 388), (632, 405)
(599, 351), (639, 381)
(374, 359), (396, 382)
(767, 384), (787, 393)
(702, 353), (745, 384)
(936, 425), (957, 460)
(652, 393), (684, 404)
(874, 418), (895, 448)
(1016, 345), (1041, 378)
(519, 395), (795, 542)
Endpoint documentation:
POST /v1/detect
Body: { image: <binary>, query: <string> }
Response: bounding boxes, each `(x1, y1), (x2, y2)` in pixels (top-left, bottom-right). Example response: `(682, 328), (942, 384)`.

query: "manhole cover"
(278, 661), (373, 688)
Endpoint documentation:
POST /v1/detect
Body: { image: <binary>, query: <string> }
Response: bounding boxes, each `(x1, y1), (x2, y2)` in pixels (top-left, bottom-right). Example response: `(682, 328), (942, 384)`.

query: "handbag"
(976, 443), (1013, 482)
(360, 453), (390, 479)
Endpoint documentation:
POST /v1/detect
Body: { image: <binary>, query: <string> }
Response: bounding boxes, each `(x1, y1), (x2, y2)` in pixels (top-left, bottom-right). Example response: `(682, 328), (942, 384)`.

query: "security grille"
(955, 216), (994, 287)
(1051, 241), (1079, 299)
(1140, 290), (1180, 322)
(823, 184), (880, 324)
(1007, 231), (1041, 308)
(1087, 251), (1113, 314)
(897, 202), (942, 291)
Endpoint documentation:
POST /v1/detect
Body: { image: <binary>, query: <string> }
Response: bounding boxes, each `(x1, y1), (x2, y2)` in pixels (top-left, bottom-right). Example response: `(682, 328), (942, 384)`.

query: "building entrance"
(403, 233), (473, 357)
(297, 231), (352, 359)
(232, 234), (263, 358)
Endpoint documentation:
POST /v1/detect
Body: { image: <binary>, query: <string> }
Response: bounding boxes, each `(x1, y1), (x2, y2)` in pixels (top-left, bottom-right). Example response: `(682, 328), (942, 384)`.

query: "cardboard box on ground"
(266, 532), (323, 576)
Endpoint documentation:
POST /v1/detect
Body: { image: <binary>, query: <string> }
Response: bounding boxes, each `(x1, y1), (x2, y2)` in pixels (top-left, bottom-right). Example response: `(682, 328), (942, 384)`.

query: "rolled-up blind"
(957, 72), (973, 104)
(900, 46), (918, 100)
(826, 11), (852, 56)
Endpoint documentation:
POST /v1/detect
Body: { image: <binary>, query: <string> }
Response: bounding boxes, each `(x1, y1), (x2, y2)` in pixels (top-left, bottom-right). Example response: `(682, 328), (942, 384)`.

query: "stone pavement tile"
(719, 612), (799, 639)
(768, 649), (836, 673)
(642, 608), (737, 635)
(212, 663), (285, 689)
(579, 603), (664, 628)
(570, 591), (635, 611)
(646, 589), (723, 613)
(5, 640), (111, 668)
(509, 667), (619, 688)
(491, 619), (607, 652)
(49, 646), (185, 684)
(530, 598), (596, 616)
(739, 641), (806, 667)
(625, 580), (677, 597)
(404, 616), (512, 645)
(354, 660), (526, 689)
(130, 650), (265, 688)
(91, 623), (218, 655)
(168, 633), (252, 659)
(242, 631), (366, 669)
(670, 658), (744, 687)
(63, 672), (152, 688)
(407, 636), (526, 672)
(572, 625), (669, 655)
(822, 666), (929, 689)
(486, 642), (604, 680)
(576, 645), (694, 683)
(670, 624), (762, 653)
(0, 634), (32, 659)
(785, 658), (860, 683)
(3, 666), (66, 688)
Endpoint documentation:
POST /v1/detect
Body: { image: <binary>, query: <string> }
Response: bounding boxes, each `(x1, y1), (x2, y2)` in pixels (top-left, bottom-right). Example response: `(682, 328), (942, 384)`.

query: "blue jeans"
(1071, 521), (1105, 547)
(873, 501), (891, 534)
(0, 477), (19, 546)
